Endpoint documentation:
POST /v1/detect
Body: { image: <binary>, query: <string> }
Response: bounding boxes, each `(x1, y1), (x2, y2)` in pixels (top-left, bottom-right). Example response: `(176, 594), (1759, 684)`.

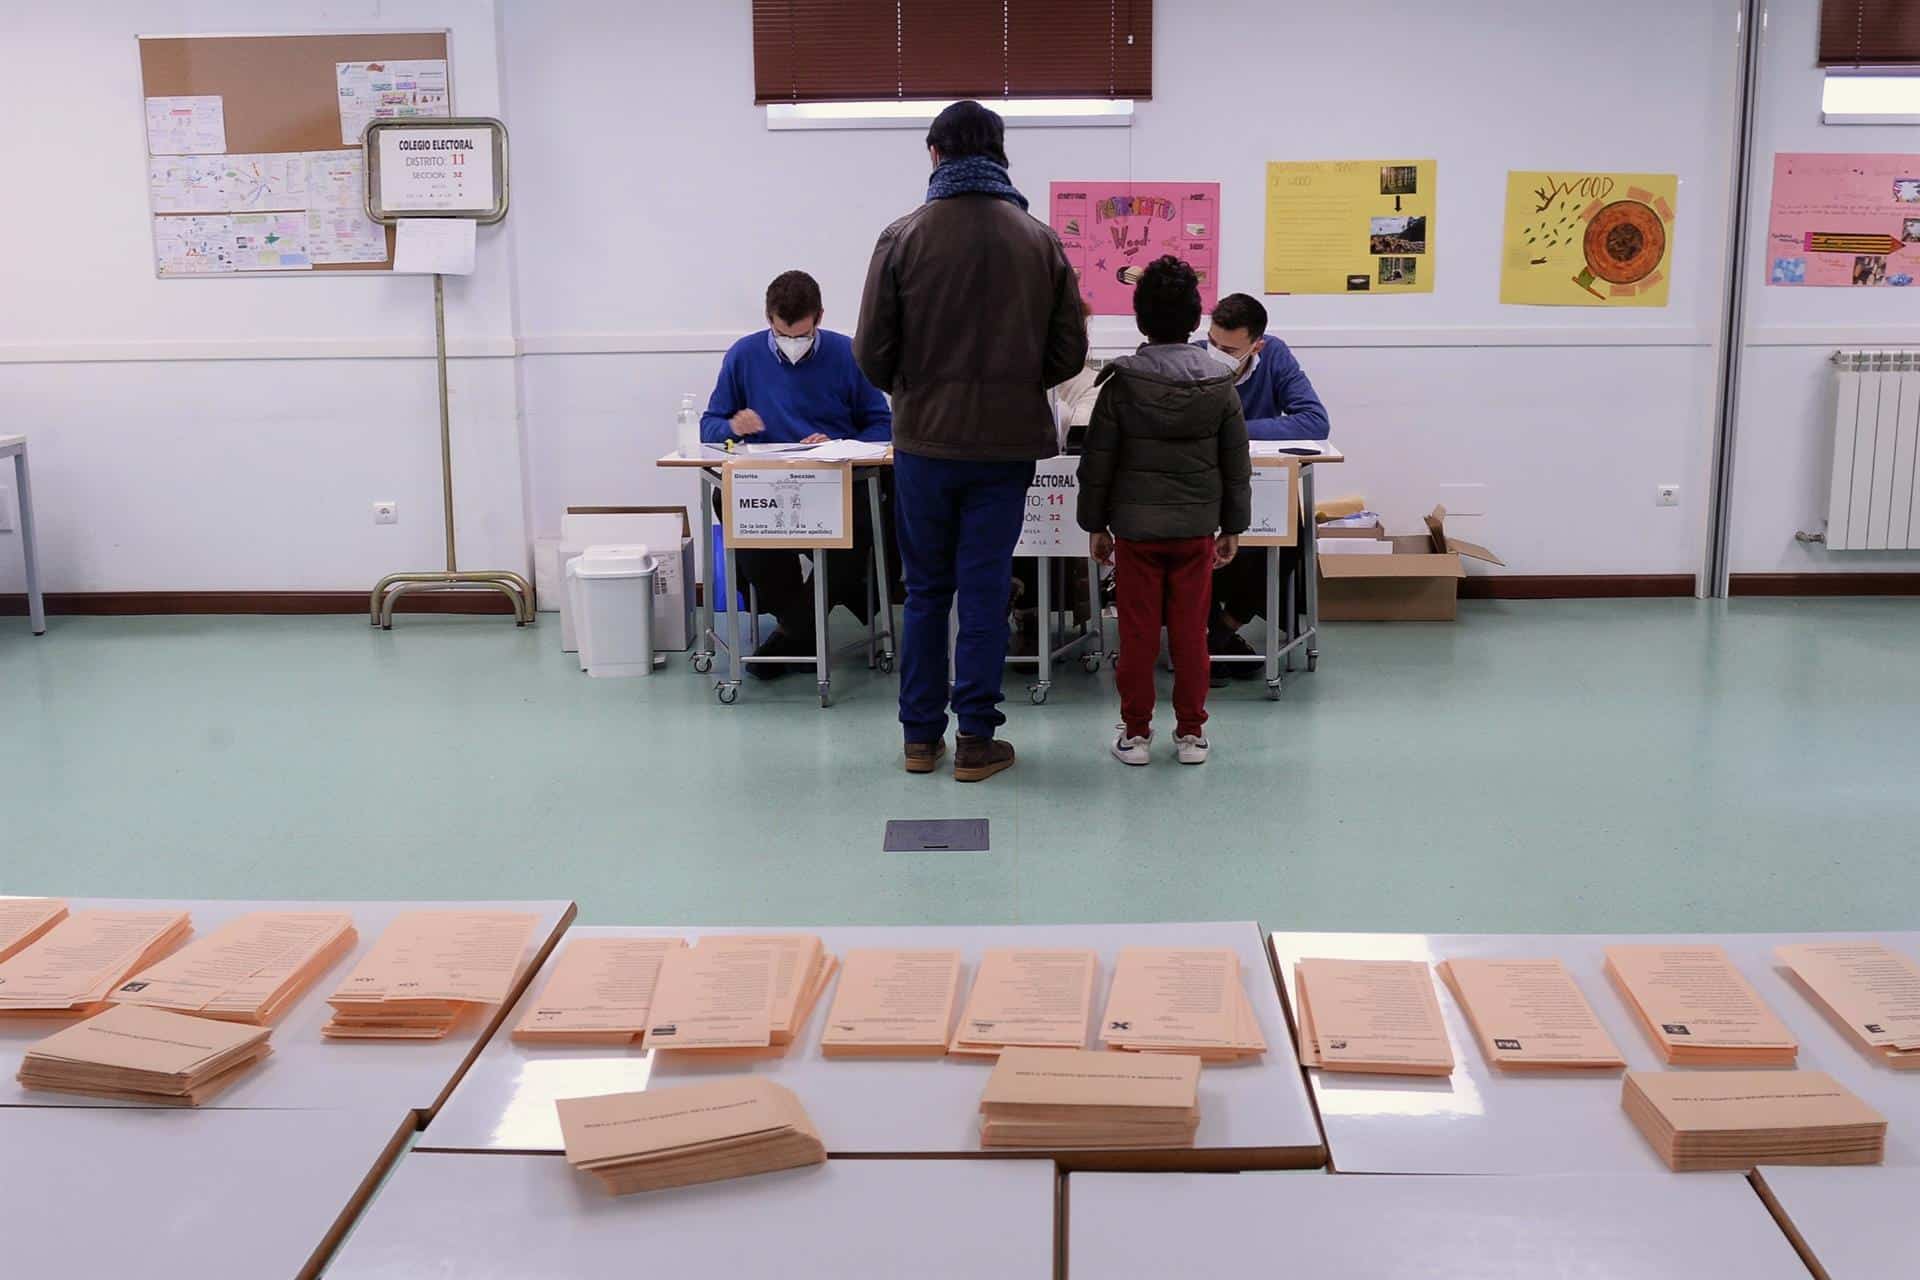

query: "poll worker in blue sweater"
(1194, 293), (1331, 678)
(700, 270), (893, 674)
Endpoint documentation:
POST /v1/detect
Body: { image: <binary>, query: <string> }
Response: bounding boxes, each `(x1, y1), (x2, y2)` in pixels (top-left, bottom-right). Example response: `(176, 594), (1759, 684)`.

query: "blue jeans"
(892, 451), (1036, 742)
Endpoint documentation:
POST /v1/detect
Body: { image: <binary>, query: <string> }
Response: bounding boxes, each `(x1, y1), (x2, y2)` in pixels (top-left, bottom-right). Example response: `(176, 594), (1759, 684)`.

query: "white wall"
(1728, 0), (1920, 574)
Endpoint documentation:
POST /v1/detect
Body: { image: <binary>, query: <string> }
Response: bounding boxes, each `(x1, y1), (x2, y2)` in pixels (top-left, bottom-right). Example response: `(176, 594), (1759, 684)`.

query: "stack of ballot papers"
(108, 911), (355, 1024)
(820, 947), (962, 1057)
(1098, 947), (1266, 1061)
(0, 898), (68, 963)
(979, 1046), (1200, 1149)
(323, 910), (538, 1039)
(1777, 941), (1920, 1069)
(644, 934), (835, 1057)
(18, 1004), (271, 1105)
(1622, 1070), (1886, 1171)
(557, 1077), (826, 1194)
(1604, 944), (1798, 1066)
(513, 936), (686, 1045)
(1294, 957), (1455, 1076)
(949, 948), (1096, 1057)
(0, 909), (192, 1018)
(1436, 957), (1626, 1071)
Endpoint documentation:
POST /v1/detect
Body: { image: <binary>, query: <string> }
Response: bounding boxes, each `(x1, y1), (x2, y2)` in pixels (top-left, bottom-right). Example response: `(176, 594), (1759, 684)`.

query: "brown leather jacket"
(855, 194), (1089, 462)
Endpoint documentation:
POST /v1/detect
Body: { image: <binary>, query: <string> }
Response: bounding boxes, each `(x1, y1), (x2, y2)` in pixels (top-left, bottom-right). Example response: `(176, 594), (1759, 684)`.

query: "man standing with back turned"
(857, 101), (1088, 782)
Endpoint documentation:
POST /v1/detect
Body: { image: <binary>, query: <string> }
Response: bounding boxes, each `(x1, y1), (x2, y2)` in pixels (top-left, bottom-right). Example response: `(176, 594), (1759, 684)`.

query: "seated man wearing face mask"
(1194, 293), (1331, 680)
(701, 269), (893, 674)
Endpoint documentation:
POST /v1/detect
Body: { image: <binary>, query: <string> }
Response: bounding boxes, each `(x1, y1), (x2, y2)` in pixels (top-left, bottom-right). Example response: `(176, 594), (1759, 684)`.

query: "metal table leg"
(719, 535), (743, 704)
(866, 473), (894, 672)
(693, 468), (717, 674)
(1086, 555), (1106, 669)
(12, 445), (43, 636)
(1029, 554), (1052, 705)
(1302, 462), (1320, 673)
(1264, 544), (1283, 700)
(815, 552), (832, 706)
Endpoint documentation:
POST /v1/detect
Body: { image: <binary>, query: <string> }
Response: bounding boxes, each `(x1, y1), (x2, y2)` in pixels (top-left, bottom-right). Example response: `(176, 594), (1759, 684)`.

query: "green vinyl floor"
(3, 598), (1915, 934)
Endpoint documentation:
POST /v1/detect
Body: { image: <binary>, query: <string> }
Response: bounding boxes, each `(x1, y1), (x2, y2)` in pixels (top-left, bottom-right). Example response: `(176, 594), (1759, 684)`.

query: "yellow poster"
(1500, 171), (1678, 306)
(1263, 159), (1435, 295)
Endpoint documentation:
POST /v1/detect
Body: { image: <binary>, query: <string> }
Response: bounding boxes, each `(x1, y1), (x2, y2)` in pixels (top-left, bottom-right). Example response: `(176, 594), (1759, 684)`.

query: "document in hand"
(513, 936), (686, 1046)
(0, 898), (68, 964)
(1436, 957), (1626, 1072)
(1622, 1070), (1886, 1171)
(1777, 941), (1920, 1069)
(978, 1046), (1200, 1149)
(1098, 947), (1266, 1062)
(1603, 944), (1798, 1066)
(17, 1004), (271, 1105)
(1293, 958), (1454, 1076)
(557, 1077), (826, 1195)
(0, 910), (192, 1017)
(644, 935), (835, 1058)
(109, 911), (355, 1024)
(949, 948), (1097, 1057)
(819, 948), (961, 1058)
(322, 910), (539, 1040)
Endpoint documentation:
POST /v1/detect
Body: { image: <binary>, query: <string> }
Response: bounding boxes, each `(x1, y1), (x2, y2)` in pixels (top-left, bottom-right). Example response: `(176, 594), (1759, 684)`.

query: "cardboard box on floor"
(561, 507), (697, 650)
(1317, 506), (1503, 621)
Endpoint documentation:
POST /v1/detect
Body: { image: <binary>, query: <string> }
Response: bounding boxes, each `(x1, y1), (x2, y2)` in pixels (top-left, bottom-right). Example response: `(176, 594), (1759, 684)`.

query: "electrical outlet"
(1656, 484), (1680, 508)
(373, 501), (398, 525)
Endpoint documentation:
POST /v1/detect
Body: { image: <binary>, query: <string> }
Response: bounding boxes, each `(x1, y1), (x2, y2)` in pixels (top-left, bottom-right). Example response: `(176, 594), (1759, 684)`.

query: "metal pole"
(435, 273), (457, 573)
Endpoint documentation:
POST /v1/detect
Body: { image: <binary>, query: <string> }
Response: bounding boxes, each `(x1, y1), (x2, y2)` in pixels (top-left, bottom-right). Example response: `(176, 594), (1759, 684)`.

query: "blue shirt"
(1192, 334), (1331, 441)
(699, 328), (892, 444)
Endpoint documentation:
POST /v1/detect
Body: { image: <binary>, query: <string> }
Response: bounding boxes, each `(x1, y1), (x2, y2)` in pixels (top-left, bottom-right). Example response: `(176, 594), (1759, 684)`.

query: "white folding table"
(0, 435), (43, 635)
(1270, 929), (1920, 1174)
(1751, 1165), (1920, 1280)
(327, 1153), (1055, 1279)
(1065, 1171), (1809, 1279)
(419, 920), (1325, 1170)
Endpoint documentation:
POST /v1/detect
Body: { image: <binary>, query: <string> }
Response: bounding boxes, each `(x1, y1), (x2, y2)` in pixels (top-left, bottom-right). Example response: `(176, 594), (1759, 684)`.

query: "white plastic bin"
(567, 545), (661, 678)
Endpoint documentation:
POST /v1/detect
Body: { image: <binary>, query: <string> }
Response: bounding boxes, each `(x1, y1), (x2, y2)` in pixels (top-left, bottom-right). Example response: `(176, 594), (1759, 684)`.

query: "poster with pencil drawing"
(1767, 152), (1920, 288)
(1500, 171), (1677, 306)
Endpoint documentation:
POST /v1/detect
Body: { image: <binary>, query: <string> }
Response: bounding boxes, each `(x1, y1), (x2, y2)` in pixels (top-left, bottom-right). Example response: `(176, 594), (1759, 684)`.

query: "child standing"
(1077, 256), (1252, 765)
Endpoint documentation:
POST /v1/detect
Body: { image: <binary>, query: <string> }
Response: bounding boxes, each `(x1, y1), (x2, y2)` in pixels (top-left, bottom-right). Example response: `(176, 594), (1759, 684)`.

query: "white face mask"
(1207, 343), (1245, 373)
(775, 333), (815, 363)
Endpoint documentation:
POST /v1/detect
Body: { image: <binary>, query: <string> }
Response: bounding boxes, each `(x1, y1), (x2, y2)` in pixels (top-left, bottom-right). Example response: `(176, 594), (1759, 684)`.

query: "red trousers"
(1114, 536), (1215, 739)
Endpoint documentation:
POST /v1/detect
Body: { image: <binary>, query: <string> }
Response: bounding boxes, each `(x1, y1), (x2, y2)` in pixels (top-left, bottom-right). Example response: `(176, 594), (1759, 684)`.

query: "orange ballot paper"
(1294, 958), (1454, 1076)
(1623, 1070), (1886, 1171)
(323, 910), (538, 1040)
(1436, 957), (1625, 1071)
(1778, 941), (1920, 1068)
(1100, 947), (1266, 1061)
(819, 948), (961, 1057)
(557, 1077), (825, 1194)
(110, 911), (355, 1024)
(0, 898), (68, 963)
(1603, 944), (1797, 1066)
(694, 934), (836, 1048)
(645, 939), (777, 1052)
(0, 909), (192, 1017)
(949, 948), (1097, 1057)
(513, 936), (685, 1045)
(979, 1046), (1200, 1148)
(18, 1004), (271, 1105)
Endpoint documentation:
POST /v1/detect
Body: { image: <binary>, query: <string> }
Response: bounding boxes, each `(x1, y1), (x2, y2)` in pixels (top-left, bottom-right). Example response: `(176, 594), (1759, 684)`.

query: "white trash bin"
(568, 545), (661, 678)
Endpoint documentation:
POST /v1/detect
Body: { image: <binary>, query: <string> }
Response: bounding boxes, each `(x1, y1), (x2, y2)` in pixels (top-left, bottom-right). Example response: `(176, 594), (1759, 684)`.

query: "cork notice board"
(138, 32), (451, 275)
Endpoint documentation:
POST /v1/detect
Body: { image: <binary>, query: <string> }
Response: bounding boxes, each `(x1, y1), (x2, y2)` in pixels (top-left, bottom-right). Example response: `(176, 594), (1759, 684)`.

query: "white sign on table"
(723, 460), (854, 549)
(1241, 459), (1299, 547)
(1015, 456), (1089, 556)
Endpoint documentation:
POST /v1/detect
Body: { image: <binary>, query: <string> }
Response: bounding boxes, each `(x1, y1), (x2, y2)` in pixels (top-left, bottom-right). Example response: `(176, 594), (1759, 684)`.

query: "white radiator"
(1825, 351), (1920, 551)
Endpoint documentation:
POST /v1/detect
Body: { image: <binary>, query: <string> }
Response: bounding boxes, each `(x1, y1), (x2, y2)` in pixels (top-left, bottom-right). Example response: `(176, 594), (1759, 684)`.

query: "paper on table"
(646, 941), (777, 1049)
(798, 440), (891, 461)
(330, 910), (538, 1006)
(109, 911), (354, 1021)
(982, 1046), (1199, 1116)
(820, 948), (962, 1055)
(23, 1004), (265, 1077)
(1604, 944), (1797, 1061)
(950, 949), (1096, 1054)
(513, 936), (685, 1042)
(559, 1077), (806, 1167)
(393, 217), (476, 275)
(1249, 440), (1331, 457)
(1295, 958), (1454, 1076)
(144, 95), (226, 155)
(1436, 957), (1625, 1070)
(0, 899), (68, 965)
(1099, 948), (1237, 1049)
(0, 911), (192, 1010)
(1778, 941), (1920, 1060)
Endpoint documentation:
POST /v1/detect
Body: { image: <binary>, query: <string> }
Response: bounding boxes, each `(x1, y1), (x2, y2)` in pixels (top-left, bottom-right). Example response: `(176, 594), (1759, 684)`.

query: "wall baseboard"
(1728, 573), (1920, 597)
(1459, 575), (1696, 599)
(0, 591), (518, 617)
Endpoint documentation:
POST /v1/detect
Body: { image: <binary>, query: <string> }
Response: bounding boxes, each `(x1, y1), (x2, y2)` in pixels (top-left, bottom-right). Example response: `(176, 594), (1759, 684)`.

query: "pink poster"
(1050, 181), (1221, 315)
(1766, 152), (1920, 288)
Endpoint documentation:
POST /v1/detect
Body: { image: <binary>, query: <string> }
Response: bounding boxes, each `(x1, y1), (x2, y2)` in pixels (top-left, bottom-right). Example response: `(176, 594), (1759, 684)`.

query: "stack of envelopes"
(1293, 957), (1454, 1076)
(819, 947), (962, 1058)
(557, 1077), (826, 1194)
(1099, 947), (1266, 1062)
(1604, 944), (1798, 1066)
(513, 936), (686, 1046)
(1777, 941), (1920, 1070)
(322, 910), (538, 1039)
(1436, 957), (1626, 1071)
(0, 910), (192, 1018)
(979, 1046), (1200, 1149)
(18, 1004), (271, 1105)
(949, 948), (1097, 1057)
(644, 934), (835, 1058)
(1623, 1069), (1886, 1171)
(0, 898), (69, 964)
(109, 911), (355, 1024)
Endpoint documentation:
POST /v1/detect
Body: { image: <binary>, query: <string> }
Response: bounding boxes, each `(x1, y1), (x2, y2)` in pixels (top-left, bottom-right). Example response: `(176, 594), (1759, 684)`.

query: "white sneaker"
(1111, 726), (1152, 766)
(1175, 734), (1210, 765)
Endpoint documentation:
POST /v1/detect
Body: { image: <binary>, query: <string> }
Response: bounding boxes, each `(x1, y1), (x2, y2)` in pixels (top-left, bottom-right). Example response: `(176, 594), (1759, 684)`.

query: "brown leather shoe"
(953, 734), (1015, 783)
(903, 739), (946, 774)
